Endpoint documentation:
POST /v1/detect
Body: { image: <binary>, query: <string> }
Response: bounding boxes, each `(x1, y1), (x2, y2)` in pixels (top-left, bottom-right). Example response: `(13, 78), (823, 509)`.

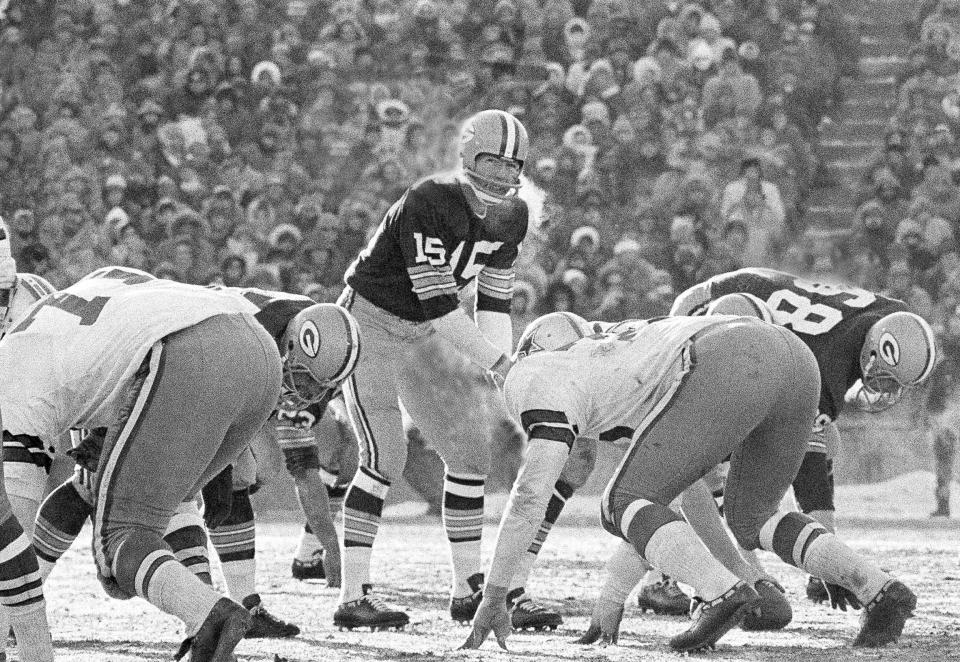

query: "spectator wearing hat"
(556, 224), (604, 280)
(8, 208), (37, 262)
(106, 206), (150, 271)
(896, 196), (956, 274)
(702, 46), (763, 121)
(915, 158), (960, 227)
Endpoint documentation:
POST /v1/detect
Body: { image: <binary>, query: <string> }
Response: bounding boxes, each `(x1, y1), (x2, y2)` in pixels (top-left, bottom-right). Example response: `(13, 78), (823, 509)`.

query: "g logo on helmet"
(298, 320), (321, 358)
(878, 331), (900, 366)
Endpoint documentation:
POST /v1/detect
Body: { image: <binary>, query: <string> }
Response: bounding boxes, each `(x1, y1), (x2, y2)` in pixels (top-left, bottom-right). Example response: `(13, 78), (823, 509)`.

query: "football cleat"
(291, 551), (325, 581)
(741, 579), (792, 631)
(507, 588), (563, 631)
(636, 578), (691, 616)
(334, 584), (409, 631)
(450, 572), (485, 624)
(575, 603), (623, 645)
(669, 582), (759, 653)
(174, 597), (251, 662)
(242, 594), (300, 639)
(853, 580), (916, 647)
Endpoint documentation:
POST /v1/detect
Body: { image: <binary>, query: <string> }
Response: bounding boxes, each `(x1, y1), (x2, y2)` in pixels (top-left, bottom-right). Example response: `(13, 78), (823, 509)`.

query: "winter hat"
(581, 100), (611, 126)
(268, 222), (303, 247)
(570, 225), (601, 248)
(251, 60), (282, 85)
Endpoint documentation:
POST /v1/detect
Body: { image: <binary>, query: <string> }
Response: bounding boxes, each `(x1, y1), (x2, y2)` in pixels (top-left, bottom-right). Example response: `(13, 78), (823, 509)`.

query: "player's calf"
(164, 501), (211, 584)
(0, 513), (54, 662)
(33, 477), (93, 581)
(758, 511), (915, 645)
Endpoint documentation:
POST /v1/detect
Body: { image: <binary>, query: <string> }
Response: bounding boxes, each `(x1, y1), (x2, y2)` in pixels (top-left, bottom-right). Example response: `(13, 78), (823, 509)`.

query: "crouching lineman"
(463, 312), (918, 652)
(0, 251), (55, 660)
(0, 267), (360, 661)
(671, 268), (937, 605)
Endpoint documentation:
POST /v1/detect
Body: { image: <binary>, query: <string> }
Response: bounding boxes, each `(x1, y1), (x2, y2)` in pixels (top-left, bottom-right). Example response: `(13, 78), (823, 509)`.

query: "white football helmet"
(281, 303), (362, 408)
(515, 311), (591, 360)
(0, 273), (57, 340)
(459, 109), (529, 204)
(705, 292), (773, 323)
(853, 311), (937, 412)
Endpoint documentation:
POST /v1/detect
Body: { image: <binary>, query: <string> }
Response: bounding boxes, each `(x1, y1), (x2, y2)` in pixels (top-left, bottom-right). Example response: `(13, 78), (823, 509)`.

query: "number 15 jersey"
(670, 268), (905, 420)
(0, 273), (260, 440)
(344, 174), (528, 322)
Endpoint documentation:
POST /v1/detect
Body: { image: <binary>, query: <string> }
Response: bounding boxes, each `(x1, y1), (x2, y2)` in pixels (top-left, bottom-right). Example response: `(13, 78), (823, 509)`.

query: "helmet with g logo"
(281, 303), (361, 408)
(515, 311), (591, 360)
(854, 311), (936, 411)
(705, 292), (773, 323)
(459, 109), (529, 204)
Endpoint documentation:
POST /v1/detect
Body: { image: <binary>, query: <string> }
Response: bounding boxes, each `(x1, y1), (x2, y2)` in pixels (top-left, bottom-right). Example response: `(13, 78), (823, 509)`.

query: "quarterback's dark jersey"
(672, 268), (906, 420)
(345, 174), (528, 322)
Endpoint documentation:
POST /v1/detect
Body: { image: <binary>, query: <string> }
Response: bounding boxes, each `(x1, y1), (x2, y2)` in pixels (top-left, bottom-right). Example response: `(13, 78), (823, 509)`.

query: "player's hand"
(459, 591), (511, 650)
(575, 602), (622, 645)
(824, 581), (862, 611)
(323, 548), (342, 589)
(67, 427), (107, 472)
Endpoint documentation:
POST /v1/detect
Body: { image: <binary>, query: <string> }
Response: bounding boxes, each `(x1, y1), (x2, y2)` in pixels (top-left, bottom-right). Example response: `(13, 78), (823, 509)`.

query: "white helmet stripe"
(501, 111), (516, 160)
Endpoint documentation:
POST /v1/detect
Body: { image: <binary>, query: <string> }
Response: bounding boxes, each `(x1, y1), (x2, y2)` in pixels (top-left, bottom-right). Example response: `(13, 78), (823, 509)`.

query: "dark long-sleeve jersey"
(345, 174), (528, 322)
(670, 267), (906, 421)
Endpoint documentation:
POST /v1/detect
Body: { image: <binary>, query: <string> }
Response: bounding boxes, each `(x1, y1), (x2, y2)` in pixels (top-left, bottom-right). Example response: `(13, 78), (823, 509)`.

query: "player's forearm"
(680, 479), (760, 583)
(486, 438), (569, 587)
(475, 310), (513, 356)
(432, 308), (508, 371)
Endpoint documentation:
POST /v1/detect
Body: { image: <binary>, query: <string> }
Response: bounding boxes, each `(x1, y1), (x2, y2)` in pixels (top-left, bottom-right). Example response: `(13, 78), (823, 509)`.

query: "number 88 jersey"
(670, 268), (906, 421)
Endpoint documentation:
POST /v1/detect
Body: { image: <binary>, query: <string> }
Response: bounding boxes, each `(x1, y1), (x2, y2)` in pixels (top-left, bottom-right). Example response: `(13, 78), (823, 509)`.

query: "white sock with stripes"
(795, 534), (891, 605)
(220, 559), (256, 602)
(9, 601), (54, 662)
(148, 558), (224, 636)
(340, 467), (390, 604)
(443, 472), (485, 598)
(642, 521), (739, 602)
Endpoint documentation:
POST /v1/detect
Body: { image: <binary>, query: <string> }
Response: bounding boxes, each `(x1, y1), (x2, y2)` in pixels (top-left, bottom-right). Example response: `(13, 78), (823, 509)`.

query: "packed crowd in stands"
(0, 0), (866, 333)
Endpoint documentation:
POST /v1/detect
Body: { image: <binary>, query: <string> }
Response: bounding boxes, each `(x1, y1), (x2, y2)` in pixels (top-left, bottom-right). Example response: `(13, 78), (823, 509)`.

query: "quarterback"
(463, 313), (917, 652)
(334, 109), (539, 629)
(0, 267), (360, 661)
(670, 268), (936, 603)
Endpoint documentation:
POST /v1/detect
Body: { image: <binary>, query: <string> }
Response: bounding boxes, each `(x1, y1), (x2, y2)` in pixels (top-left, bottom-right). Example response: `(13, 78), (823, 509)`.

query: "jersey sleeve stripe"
(520, 409), (570, 427)
(416, 286), (459, 301)
(526, 424), (575, 447)
(478, 267), (514, 281)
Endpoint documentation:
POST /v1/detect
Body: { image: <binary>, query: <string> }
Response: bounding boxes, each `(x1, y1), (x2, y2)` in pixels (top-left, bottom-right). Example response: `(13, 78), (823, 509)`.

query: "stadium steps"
(802, 0), (912, 228)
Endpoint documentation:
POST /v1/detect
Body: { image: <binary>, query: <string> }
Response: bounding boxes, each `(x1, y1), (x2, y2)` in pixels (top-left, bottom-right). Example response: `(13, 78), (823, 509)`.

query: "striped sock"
(340, 467), (389, 604)
(33, 479), (93, 581)
(760, 511), (890, 605)
(327, 484), (347, 523)
(164, 502), (212, 584)
(0, 514), (53, 661)
(443, 472), (485, 598)
(509, 479), (573, 592)
(147, 555), (223, 636)
(208, 490), (256, 601)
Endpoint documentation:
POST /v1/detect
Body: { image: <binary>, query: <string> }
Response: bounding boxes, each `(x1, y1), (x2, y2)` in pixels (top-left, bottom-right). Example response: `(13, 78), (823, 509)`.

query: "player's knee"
(5, 461), (46, 508)
(558, 439), (597, 490)
(792, 452), (834, 513)
(757, 511), (827, 568)
(621, 501), (684, 557)
(111, 529), (171, 599)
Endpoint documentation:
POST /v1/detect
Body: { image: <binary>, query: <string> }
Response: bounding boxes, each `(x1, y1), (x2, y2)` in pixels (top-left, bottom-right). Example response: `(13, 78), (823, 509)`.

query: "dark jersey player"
(671, 268), (936, 604)
(334, 109), (535, 630)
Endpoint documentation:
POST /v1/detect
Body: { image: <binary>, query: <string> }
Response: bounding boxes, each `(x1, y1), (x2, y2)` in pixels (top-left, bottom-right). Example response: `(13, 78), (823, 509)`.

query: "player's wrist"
(482, 583), (509, 603)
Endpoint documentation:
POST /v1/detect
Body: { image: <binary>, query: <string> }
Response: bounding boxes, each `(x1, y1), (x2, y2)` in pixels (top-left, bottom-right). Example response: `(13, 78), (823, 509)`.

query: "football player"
(0, 267), (360, 661)
(670, 268), (936, 604)
(334, 109), (531, 629)
(463, 312), (917, 652)
(0, 229), (59, 660)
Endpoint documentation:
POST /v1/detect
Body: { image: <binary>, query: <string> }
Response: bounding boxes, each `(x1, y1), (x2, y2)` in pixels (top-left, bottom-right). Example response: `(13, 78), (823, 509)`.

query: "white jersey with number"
(0, 271), (260, 440)
(504, 316), (734, 446)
